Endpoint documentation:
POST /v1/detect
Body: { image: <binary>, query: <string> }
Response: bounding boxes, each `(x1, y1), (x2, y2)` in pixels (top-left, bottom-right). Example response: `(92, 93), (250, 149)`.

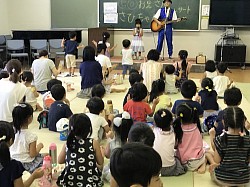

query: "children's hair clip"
(122, 111), (131, 119)
(113, 117), (122, 127)
(161, 111), (166, 117)
(0, 135), (6, 141)
(179, 113), (183, 118)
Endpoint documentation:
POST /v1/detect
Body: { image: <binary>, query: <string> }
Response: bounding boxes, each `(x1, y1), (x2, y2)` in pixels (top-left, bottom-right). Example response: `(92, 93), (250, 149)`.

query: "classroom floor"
(23, 69), (250, 187)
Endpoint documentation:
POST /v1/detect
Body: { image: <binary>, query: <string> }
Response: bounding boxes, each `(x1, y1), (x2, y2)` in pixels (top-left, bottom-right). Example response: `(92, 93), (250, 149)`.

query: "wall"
(7, 0), (51, 30)
(2, 0), (250, 62)
(0, 0), (10, 34)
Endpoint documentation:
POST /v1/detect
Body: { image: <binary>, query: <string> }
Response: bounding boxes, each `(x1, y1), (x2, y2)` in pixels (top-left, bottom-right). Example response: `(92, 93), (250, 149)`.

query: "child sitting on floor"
(10, 103), (45, 173)
(164, 64), (179, 94)
(213, 62), (233, 98)
(57, 113), (103, 186)
(21, 70), (43, 111)
(102, 66), (127, 94)
(149, 79), (172, 113)
(102, 112), (133, 182)
(0, 121), (44, 187)
(153, 109), (186, 176)
(86, 97), (111, 141)
(48, 84), (73, 132)
(110, 143), (163, 187)
(124, 82), (159, 123)
(43, 79), (70, 110)
(196, 78), (219, 118)
(174, 103), (215, 174)
(209, 107), (250, 186)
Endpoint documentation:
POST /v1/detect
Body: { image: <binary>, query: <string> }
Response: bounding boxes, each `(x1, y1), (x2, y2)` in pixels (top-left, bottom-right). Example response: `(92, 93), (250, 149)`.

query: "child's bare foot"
(197, 163), (206, 174)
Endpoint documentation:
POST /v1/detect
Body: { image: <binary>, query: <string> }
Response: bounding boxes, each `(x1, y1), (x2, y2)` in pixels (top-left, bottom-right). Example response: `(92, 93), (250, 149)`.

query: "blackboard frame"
(99, 0), (201, 31)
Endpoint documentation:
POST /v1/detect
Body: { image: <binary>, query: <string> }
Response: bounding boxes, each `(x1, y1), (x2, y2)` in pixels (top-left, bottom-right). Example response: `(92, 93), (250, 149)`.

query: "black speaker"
(214, 45), (246, 63)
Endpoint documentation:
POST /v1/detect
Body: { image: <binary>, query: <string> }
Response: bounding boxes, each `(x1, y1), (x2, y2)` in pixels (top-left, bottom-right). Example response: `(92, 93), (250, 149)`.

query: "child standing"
(0, 121), (44, 187)
(21, 71), (43, 111)
(48, 84), (73, 132)
(10, 103), (45, 173)
(174, 50), (192, 89)
(57, 113), (103, 187)
(124, 82), (159, 123)
(131, 18), (145, 60)
(102, 112), (133, 182)
(61, 31), (84, 77)
(210, 107), (250, 186)
(86, 97), (111, 141)
(121, 39), (133, 79)
(153, 109), (186, 176)
(149, 79), (172, 113)
(213, 62), (233, 98)
(196, 78), (219, 118)
(164, 64), (179, 94)
(174, 103), (214, 173)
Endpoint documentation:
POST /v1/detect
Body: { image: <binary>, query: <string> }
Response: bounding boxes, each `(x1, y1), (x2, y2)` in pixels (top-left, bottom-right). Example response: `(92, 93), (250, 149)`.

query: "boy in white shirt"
(86, 97), (111, 141)
(121, 39), (133, 79)
(213, 62), (233, 98)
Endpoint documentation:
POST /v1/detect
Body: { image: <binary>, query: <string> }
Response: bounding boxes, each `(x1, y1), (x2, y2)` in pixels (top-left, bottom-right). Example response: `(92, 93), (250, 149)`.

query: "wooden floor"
(189, 68), (250, 83)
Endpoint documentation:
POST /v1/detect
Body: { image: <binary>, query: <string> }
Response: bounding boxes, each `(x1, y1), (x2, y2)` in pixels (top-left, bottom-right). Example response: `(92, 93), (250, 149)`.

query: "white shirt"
(153, 127), (176, 167)
(10, 129), (38, 163)
(140, 60), (163, 91)
(86, 113), (108, 140)
(213, 75), (231, 97)
(31, 58), (55, 91)
(121, 49), (133, 65)
(154, 7), (178, 20)
(165, 74), (178, 93)
(95, 54), (112, 68)
(205, 71), (218, 80)
(98, 41), (110, 48)
(25, 87), (37, 109)
(0, 79), (27, 122)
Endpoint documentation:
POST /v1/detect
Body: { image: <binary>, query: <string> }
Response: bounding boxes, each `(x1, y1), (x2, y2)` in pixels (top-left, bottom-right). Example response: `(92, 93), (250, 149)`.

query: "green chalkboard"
(51, 0), (98, 28)
(99, 0), (200, 30)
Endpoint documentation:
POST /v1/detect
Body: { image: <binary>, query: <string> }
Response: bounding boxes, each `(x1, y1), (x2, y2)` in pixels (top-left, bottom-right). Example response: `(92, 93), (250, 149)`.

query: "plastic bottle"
(107, 100), (113, 114)
(38, 155), (52, 187)
(49, 143), (57, 167)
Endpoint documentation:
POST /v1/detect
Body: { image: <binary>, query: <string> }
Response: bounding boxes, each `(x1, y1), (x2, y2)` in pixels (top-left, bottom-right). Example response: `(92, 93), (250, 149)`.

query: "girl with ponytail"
(210, 106), (250, 186)
(174, 103), (214, 174)
(0, 121), (44, 187)
(0, 59), (27, 122)
(196, 78), (219, 118)
(57, 113), (103, 187)
(174, 50), (192, 89)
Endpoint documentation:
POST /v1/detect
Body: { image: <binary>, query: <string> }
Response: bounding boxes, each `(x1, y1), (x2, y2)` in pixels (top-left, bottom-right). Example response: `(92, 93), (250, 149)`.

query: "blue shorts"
(122, 65), (132, 75)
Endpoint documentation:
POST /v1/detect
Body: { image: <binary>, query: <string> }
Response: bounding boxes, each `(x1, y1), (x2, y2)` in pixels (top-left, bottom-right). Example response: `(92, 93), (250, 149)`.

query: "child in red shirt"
(124, 82), (159, 123)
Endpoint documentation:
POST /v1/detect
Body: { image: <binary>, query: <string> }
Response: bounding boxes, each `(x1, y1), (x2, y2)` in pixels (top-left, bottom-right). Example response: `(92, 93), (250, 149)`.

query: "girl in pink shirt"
(174, 103), (215, 174)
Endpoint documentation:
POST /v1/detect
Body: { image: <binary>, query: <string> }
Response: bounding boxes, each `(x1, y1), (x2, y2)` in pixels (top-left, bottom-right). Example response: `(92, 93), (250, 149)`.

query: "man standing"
(153, 0), (179, 59)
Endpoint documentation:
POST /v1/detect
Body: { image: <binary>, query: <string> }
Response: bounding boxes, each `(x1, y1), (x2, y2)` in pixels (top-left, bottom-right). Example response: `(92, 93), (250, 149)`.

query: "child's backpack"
(37, 110), (49, 129)
(203, 115), (217, 132)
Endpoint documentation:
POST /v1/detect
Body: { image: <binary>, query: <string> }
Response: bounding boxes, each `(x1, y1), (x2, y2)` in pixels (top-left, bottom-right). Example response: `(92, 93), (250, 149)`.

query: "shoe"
(71, 74), (76, 77)
(161, 57), (165, 61)
(169, 56), (172, 59)
(65, 74), (71, 77)
(241, 66), (246, 70)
